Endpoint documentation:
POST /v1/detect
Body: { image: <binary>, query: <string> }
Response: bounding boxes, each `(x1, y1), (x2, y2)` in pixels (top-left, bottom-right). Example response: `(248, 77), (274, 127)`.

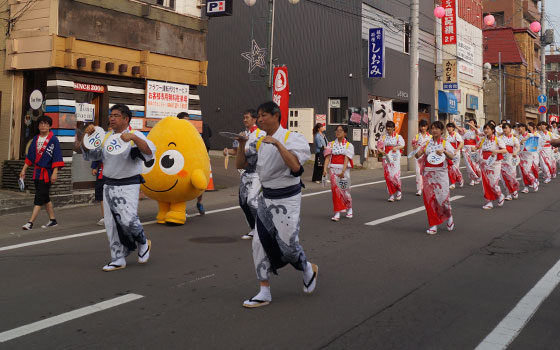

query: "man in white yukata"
(236, 101), (318, 308)
(223, 109), (266, 240)
(82, 104), (156, 271)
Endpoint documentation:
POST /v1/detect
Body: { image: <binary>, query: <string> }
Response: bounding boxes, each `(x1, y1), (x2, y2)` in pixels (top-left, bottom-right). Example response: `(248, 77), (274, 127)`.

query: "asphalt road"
(1, 167), (560, 350)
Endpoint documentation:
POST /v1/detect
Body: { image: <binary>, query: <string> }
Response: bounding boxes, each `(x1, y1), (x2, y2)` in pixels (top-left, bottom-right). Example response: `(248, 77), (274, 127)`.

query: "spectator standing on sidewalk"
(20, 115), (64, 230)
(312, 123), (328, 183)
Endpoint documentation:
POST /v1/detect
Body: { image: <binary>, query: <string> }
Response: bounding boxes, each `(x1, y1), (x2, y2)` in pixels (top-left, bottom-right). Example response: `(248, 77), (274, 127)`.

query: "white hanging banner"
(368, 100), (394, 151)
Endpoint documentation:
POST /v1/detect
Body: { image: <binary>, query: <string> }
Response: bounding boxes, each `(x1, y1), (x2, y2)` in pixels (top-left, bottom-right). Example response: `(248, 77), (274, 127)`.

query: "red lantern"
(434, 6), (445, 19)
(484, 14), (495, 27)
(530, 21), (541, 33)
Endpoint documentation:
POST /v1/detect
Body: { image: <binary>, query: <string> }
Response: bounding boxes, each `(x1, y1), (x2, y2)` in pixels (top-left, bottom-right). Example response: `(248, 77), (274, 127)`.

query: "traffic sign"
(538, 105), (548, 114)
(538, 95), (547, 104)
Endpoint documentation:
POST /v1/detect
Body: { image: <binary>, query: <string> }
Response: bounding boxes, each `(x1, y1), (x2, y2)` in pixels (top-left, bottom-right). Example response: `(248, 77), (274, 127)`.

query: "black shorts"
(34, 180), (51, 206)
(94, 179), (105, 202)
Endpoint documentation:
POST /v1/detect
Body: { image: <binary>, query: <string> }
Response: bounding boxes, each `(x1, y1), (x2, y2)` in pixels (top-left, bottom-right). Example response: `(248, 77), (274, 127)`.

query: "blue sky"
(546, 1), (560, 48)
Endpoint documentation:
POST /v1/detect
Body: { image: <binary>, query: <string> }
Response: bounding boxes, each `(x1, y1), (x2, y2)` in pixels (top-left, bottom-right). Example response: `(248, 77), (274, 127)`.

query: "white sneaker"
(469, 180), (475, 186)
(96, 218), (104, 226)
(395, 192), (402, 201)
(521, 187), (529, 193)
(544, 178), (551, 184)
(505, 195), (512, 201)
(449, 184), (456, 190)
(387, 195), (395, 202)
(102, 257), (126, 272)
(138, 240), (151, 264)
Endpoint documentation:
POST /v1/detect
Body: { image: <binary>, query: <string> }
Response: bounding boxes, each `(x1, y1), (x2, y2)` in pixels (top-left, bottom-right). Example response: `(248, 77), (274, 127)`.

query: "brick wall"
(2, 161), (72, 194)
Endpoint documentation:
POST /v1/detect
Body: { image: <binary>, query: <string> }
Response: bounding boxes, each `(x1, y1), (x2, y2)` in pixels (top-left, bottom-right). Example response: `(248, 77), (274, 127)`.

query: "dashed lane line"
(0, 293), (144, 343)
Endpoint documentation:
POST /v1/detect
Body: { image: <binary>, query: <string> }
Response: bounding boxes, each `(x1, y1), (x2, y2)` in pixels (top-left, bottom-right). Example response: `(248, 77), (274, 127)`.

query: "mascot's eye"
(142, 158), (155, 174)
(159, 150), (185, 175)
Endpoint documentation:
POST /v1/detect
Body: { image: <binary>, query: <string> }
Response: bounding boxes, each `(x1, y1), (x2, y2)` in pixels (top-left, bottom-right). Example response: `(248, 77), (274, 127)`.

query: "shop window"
(328, 97), (348, 125)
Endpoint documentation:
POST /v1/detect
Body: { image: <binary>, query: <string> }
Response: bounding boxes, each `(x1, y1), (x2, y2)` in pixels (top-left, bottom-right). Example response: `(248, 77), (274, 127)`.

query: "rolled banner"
(84, 126), (106, 150)
(105, 133), (131, 155)
(18, 178), (25, 192)
(321, 175), (328, 188)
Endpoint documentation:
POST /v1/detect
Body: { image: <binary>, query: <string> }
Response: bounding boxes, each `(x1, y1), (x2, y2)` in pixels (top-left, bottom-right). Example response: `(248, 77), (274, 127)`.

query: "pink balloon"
(530, 21), (541, 33)
(484, 14), (495, 26)
(434, 6), (445, 19)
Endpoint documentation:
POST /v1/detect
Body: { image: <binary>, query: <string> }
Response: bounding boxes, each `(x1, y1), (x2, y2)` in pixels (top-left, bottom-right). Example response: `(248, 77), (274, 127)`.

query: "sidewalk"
(0, 151), (395, 216)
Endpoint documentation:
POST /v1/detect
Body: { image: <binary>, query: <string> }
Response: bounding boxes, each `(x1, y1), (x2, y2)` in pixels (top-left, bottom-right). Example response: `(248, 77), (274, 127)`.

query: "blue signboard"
(206, 0), (233, 17)
(368, 28), (385, 78)
(538, 95), (547, 104)
(443, 83), (459, 90)
(466, 94), (478, 110)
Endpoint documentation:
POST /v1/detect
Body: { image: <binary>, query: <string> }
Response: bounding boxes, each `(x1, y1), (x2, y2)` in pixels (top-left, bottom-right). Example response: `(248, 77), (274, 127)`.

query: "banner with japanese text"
(146, 80), (190, 119)
(368, 99), (393, 151)
(442, 0), (457, 45)
(273, 67), (289, 129)
(368, 28), (385, 78)
(393, 112), (406, 135)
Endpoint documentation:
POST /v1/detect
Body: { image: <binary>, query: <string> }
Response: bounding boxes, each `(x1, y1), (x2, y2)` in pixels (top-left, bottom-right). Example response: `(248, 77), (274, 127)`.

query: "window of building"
(492, 12), (505, 26)
(547, 63), (552, 71)
(328, 97), (348, 125)
(404, 23), (410, 54)
(140, 0), (175, 10)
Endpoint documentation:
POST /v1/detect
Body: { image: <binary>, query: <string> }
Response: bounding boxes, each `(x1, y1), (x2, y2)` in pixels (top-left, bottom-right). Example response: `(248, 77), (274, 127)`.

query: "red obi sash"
(464, 140), (476, 146)
(483, 151), (504, 160)
(506, 145), (514, 153)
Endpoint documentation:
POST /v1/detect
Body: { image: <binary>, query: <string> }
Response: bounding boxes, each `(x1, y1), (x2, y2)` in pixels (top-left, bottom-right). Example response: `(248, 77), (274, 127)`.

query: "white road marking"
(0, 174), (421, 252)
(0, 293), (143, 343)
(176, 274), (215, 288)
(364, 196), (464, 226)
(475, 259), (560, 350)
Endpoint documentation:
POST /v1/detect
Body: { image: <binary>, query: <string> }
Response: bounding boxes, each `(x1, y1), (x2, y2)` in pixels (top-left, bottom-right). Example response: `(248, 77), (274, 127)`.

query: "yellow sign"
(443, 59), (458, 90)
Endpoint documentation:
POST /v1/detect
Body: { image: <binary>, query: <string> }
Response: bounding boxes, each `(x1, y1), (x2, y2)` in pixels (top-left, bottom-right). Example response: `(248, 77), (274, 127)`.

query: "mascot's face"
(141, 117), (210, 203)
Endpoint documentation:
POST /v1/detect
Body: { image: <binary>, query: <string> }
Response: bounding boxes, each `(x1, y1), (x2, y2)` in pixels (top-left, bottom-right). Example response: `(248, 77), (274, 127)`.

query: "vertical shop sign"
(368, 28), (385, 78)
(442, 0), (457, 45)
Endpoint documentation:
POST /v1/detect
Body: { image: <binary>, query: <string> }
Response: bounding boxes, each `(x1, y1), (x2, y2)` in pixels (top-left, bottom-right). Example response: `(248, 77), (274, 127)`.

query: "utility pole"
(540, 0), (546, 122)
(267, 0), (275, 94)
(407, 0), (419, 171)
(499, 52), (502, 122)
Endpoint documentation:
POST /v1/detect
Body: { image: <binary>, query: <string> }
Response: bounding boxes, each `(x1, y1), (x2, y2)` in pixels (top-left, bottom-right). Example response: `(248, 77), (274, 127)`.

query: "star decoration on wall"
(241, 40), (267, 73)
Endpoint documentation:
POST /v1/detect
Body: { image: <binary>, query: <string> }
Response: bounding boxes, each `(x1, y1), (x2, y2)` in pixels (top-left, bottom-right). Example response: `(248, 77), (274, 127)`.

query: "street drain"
(189, 236), (237, 244)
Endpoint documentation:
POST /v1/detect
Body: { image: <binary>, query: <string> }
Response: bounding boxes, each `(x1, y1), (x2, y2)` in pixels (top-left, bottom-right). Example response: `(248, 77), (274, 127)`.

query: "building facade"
(199, 0), (436, 153)
(546, 54), (560, 116)
(1, 0), (207, 189)
(483, 27), (540, 123)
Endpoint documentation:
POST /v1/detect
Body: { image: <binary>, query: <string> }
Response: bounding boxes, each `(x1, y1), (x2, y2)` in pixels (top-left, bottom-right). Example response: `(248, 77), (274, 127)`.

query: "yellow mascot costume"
(141, 116), (210, 225)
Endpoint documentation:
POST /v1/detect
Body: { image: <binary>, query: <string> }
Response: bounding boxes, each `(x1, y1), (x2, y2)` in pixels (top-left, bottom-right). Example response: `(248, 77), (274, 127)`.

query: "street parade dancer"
(415, 121), (455, 235)
(500, 123), (520, 200)
(378, 121), (405, 202)
(527, 122), (541, 172)
(537, 121), (557, 183)
(20, 115), (64, 230)
(446, 122), (464, 189)
(460, 119), (482, 186)
(478, 122), (507, 209)
(517, 123), (539, 193)
(82, 104), (156, 271)
(323, 125), (355, 222)
(236, 101), (318, 308)
(412, 119), (432, 196)
(223, 109), (266, 240)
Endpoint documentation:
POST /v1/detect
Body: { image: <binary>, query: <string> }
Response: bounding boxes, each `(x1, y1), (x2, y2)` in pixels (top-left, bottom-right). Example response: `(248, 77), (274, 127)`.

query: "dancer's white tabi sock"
(303, 262), (314, 284)
(254, 285), (271, 301)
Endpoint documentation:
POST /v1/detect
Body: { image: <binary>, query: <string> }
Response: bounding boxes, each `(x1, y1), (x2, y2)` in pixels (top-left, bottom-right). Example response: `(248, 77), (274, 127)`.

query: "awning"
(438, 90), (458, 115)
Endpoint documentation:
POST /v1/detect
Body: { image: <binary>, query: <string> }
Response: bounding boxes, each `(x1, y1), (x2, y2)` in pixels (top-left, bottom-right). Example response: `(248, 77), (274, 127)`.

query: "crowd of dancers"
(321, 118), (560, 235)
